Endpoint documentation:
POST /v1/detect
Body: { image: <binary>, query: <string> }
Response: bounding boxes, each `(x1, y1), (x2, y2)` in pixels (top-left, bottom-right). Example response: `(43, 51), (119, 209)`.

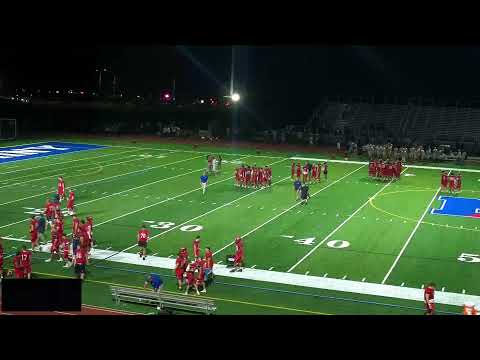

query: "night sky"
(3, 46), (480, 122)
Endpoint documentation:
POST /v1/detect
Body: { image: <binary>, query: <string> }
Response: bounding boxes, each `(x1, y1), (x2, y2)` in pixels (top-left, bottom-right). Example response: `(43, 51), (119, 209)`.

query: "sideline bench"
(110, 286), (216, 315)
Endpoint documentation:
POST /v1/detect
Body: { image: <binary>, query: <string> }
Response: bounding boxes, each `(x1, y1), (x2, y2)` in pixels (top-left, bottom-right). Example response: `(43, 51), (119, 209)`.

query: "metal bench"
(110, 286), (216, 315)
(157, 292), (216, 315)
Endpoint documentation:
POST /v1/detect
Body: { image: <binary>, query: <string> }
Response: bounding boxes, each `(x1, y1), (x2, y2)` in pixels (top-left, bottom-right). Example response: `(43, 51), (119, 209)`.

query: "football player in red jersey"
(196, 258), (207, 294)
(204, 247), (214, 282)
(424, 282), (436, 315)
(137, 224), (150, 260)
(230, 235), (244, 273)
(45, 198), (55, 228)
(72, 214), (80, 255)
(45, 224), (61, 262)
(174, 250), (187, 290)
(66, 189), (75, 216)
(20, 245), (32, 279)
(0, 237), (4, 279)
(86, 216), (95, 247)
(73, 246), (87, 280)
(184, 261), (200, 295)
(449, 173), (456, 193)
(61, 235), (73, 268)
(193, 235), (201, 258)
(29, 215), (39, 251)
(57, 176), (65, 202)
(296, 163), (301, 180)
(441, 171), (448, 191)
(13, 252), (24, 279)
(311, 164), (318, 183)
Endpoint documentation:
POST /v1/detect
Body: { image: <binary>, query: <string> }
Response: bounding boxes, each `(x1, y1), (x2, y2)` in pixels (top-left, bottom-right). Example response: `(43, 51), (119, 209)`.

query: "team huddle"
(291, 161), (328, 183)
(441, 171), (462, 193)
(368, 160), (403, 181)
(234, 165), (272, 188)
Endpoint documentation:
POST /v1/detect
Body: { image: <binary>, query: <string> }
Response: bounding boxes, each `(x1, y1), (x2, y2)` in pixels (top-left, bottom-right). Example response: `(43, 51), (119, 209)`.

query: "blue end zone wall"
(431, 196), (480, 219)
(0, 142), (107, 164)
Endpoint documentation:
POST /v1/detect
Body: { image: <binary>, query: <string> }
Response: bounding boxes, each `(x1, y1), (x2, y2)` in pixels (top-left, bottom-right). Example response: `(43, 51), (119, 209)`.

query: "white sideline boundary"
(2, 236), (475, 308)
(54, 140), (480, 173)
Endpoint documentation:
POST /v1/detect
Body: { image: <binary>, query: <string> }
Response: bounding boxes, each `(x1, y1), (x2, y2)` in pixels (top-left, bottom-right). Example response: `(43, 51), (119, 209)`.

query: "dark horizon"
(3, 46), (480, 122)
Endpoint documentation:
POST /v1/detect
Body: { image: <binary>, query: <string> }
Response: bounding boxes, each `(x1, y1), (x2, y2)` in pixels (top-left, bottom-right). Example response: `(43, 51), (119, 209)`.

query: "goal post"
(0, 118), (17, 140)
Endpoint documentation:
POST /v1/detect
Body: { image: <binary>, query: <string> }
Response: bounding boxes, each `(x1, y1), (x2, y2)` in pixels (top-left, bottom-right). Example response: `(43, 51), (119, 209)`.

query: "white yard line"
(380, 172), (448, 285)
(104, 158), (288, 257)
(0, 149), (140, 176)
(214, 164), (366, 256)
(0, 154), (205, 207)
(0, 218), (29, 229)
(0, 157), (145, 190)
(70, 155), (253, 242)
(287, 167), (408, 273)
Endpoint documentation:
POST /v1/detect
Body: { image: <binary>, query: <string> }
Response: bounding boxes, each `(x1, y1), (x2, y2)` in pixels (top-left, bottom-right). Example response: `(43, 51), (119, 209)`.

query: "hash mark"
(217, 261), (223, 264)
(421, 284), (424, 289)
(462, 289), (466, 294)
(342, 275), (347, 280)
(250, 265), (257, 268)
(361, 278), (366, 282)
(305, 271), (310, 275)
(273, 208), (277, 211)
(400, 282), (405, 287)
(441, 287), (445, 292)
(323, 273), (328, 277)
(168, 255), (173, 258)
(268, 267), (274, 271)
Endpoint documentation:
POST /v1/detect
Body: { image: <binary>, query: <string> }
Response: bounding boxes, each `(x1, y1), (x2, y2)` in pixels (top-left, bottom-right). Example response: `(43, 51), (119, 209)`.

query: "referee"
(300, 183), (310, 205)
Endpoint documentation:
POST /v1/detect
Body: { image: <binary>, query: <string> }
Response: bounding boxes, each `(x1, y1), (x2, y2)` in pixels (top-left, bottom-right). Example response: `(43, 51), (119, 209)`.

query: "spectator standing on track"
(37, 214), (46, 245)
(144, 273), (164, 292)
(323, 162), (328, 180)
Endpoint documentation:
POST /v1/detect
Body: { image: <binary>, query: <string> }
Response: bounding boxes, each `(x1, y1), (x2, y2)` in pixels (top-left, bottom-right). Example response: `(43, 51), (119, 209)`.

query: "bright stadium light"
(231, 93), (240, 102)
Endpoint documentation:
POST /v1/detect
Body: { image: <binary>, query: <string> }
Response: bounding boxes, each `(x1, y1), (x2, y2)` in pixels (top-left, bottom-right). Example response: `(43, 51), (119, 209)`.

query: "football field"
(1, 137), (480, 315)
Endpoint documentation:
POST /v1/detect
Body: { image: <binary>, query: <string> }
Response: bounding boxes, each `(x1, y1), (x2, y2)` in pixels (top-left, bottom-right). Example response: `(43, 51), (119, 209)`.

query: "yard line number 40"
(143, 220), (203, 232)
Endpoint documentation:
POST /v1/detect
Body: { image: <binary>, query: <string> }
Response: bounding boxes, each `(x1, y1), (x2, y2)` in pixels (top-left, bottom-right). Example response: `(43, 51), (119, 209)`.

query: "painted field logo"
(431, 196), (480, 219)
(0, 142), (107, 164)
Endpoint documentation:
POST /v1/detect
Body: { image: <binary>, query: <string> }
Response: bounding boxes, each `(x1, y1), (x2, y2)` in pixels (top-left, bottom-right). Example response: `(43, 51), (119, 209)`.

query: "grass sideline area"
(0, 136), (477, 315)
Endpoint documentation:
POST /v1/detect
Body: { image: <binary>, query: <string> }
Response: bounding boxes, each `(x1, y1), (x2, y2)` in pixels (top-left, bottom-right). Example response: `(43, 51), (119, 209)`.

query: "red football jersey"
(205, 250), (214, 269)
(69, 191), (75, 202)
(13, 255), (23, 270)
(75, 249), (87, 265)
(0, 245), (4, 263)
(30, 219), (37, 233)
(72, 218), (80, 236)
(138, 229), (150, 242)
(424, 286), (435, 301)
(20, 249), (32, 267)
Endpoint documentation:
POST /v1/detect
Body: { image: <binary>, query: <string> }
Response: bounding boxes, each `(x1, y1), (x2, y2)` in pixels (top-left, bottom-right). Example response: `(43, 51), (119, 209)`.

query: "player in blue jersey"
(144, 273), (164, 292)
(200, 171), (209, 195)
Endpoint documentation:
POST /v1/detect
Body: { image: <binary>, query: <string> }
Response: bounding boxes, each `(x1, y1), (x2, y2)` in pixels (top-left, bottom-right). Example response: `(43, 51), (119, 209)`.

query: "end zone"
(0, 142), (108, 164)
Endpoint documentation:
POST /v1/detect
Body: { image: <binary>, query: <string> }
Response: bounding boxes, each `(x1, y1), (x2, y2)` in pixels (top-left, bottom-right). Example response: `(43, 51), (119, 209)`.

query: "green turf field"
(1, 136), (480, 315)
